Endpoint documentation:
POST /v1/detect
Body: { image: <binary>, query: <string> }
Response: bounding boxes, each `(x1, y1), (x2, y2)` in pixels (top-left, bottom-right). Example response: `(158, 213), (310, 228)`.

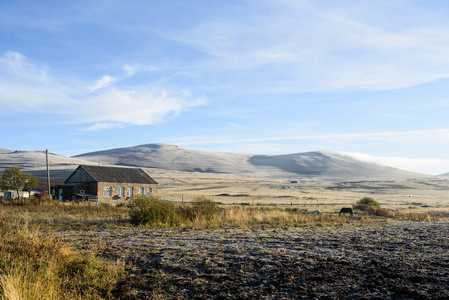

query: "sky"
(1, 0), (449, 175)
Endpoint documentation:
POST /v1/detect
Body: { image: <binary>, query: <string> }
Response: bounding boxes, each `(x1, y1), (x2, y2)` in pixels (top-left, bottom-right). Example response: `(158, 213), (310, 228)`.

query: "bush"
(353, 204), (378, 213)
(357, 197), (381, 208)
(116, 201), (127, 208)
(176, 197), (220, 222)
(128, 196), (178, 226)
(375, 208), (393, 217)
(192, 196), (219, 221)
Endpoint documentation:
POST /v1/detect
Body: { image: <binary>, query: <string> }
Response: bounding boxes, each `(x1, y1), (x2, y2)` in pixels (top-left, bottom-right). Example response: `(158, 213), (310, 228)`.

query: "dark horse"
(339, 207), (354, 216)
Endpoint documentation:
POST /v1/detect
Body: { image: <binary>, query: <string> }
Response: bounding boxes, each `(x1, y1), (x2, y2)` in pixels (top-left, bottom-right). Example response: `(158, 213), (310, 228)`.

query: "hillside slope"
(0, 150), (97, 178)
(74, 143), (426, 180)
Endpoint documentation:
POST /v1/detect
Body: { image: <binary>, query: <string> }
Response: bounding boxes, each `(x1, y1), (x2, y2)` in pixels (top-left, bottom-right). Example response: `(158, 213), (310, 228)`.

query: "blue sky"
(1, 0), (449, 174)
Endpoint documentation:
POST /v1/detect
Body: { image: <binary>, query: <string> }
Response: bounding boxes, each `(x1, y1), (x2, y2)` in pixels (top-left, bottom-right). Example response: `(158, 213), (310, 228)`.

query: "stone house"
(56, 165), (158, 204)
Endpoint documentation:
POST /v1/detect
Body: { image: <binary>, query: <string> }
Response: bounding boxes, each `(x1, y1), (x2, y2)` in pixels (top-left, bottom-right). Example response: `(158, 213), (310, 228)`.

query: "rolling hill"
(0, 150), (97, 179)
(74, 143), (426, 180)
(0, 143), (428, 180)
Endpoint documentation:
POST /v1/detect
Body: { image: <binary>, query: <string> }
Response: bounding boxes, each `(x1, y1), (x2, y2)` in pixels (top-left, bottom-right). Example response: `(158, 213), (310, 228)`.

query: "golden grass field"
(152, 169), (449, 213)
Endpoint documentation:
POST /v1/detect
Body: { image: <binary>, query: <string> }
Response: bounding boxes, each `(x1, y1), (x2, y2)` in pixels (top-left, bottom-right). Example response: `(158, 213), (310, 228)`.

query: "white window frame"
(118, 187), (124, 197)
(138, 187), (144, 195)
(127, 187), (133, 197)
(103, 186), (112, 197)
(146, 188), (152, 196)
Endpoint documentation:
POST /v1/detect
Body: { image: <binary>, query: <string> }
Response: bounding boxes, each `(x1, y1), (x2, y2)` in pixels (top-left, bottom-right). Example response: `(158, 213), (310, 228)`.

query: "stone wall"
(96, 182), (158, 204)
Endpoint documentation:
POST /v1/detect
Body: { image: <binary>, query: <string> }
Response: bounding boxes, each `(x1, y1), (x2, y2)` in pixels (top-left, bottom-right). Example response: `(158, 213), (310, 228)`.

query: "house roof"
(65, 165), (158, 184)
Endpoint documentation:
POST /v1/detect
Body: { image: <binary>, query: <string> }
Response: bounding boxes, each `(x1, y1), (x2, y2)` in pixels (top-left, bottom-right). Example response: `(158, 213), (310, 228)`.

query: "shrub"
(192, 196), (219, 221)
(175, 197), (220, 222)
(353, 204), (378, 213)
(375, 208), (393, 217)
(357, 197), (381, 208)
(128, 196), (178, 226)
(116, 201), (127, 208)
(176, 205), (197, 222)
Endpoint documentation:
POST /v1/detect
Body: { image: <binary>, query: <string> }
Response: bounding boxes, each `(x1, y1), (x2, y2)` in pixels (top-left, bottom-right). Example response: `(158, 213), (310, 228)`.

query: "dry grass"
(219, 206), (345, 227)
(128, 196), (395, 228)
(2, 197), (443, 231)
(1, 200), (130, 230)
(354, 204), (443, 221)
(0, 209), (125, 300)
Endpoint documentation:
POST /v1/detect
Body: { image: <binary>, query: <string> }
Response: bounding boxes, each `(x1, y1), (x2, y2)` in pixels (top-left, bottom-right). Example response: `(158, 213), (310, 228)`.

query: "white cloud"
(124, 64), (136, 77)
(90, 75), (116, 91)
(0, 51), (72, 110)
(83, 122), (126, 131)
(169, 1), (449, 91)
(174, 129), (449, 146)
(80, 87), (205, 126)
(0, 52), (205, 127)
(0, 51), (49, 82)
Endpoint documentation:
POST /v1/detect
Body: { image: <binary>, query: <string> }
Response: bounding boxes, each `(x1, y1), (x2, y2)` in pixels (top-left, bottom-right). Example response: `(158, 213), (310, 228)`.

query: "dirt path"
(60, 222), (449, 299)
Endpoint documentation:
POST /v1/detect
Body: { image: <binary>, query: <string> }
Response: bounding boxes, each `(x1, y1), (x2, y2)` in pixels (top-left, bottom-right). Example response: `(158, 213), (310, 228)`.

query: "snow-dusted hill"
(74, 143), (427, 180)
(0, 143), (428, 180)
(0, 150), (97, 178)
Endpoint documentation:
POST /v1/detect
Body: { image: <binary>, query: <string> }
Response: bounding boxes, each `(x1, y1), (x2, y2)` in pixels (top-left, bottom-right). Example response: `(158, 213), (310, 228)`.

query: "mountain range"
(0, 144), (434, 181)
(74, 143), (427, 180)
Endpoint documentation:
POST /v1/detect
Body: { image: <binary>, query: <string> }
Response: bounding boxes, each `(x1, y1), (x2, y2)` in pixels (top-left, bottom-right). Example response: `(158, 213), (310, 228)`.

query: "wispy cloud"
(0, 51), (71, 110)
(83, 122), (126, 131)
(90, 75), (116, 91)
(174, 129), (449, 146)
(80, 86), (205, 126)
(0, 51), (49, 82)
(169, 1), (449, 91)
(124, 65), (136, 77)
(0, 52), (205, 128)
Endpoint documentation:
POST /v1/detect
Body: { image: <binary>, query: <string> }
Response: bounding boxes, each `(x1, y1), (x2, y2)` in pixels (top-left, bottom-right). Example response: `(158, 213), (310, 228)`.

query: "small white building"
(3, 190), (39, 199)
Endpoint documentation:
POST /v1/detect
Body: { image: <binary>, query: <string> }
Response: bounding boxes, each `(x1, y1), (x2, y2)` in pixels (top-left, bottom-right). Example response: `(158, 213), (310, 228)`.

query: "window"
(146, 188), (152, 196)
(103, 186), (112, 197)
(118, 187), (124, 197)
(127, 187), (133, 197)
(138, 187), (144, 195)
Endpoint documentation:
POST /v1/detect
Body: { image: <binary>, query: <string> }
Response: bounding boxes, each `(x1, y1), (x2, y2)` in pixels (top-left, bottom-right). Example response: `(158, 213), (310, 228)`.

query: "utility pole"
(46, 149), (52, 200)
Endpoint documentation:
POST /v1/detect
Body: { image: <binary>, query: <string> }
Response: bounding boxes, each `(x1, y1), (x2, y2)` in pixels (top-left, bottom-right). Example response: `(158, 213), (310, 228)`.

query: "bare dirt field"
(60, 221), (449, 299)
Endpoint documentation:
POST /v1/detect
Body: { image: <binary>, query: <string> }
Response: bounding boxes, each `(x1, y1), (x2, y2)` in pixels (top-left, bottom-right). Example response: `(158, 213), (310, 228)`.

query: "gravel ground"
(60, 222), (449, 299)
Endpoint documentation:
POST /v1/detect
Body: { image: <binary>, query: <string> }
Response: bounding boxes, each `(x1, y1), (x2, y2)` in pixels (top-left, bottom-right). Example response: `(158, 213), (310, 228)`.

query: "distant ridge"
(74, 143), (427, 180)
(0, 144), (429, 180)
(0, 150), (97, 178)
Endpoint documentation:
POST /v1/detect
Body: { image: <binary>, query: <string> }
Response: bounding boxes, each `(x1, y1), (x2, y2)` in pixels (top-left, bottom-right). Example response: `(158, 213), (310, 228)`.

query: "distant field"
(153, 169), (449, 213)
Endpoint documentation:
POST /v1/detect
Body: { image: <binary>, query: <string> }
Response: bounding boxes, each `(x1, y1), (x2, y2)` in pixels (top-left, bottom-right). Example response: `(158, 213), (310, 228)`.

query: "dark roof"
(66, 165), (158, 184)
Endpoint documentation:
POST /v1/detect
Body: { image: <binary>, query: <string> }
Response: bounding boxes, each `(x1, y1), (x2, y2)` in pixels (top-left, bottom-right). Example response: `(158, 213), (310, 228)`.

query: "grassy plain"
(153, 169), (449, 213)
